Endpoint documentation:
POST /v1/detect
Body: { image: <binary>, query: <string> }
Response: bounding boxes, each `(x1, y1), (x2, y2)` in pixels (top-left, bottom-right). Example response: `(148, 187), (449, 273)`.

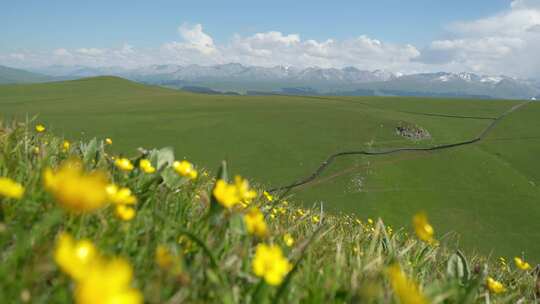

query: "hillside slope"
(0, 65), (55, 84)
(0, 120), (537, 303)
(0, 77), (539, 262)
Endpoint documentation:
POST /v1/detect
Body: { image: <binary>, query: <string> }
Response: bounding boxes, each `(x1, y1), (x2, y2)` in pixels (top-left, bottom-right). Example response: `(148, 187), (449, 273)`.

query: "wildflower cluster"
(212, 175), (257, 208)
(55, 233), (143, 304)
(173, 160), (198, 180)
(0, 121), (537, 303)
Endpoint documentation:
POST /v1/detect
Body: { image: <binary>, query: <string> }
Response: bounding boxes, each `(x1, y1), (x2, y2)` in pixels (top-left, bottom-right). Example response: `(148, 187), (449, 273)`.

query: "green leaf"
(81, 138), (98, 165)
(154, 147), (175, 170)
(216, 160), (229, 182)
(447, 250), (470, 283)
(208, 161), (228, 219)
(161, 167), (188, 189)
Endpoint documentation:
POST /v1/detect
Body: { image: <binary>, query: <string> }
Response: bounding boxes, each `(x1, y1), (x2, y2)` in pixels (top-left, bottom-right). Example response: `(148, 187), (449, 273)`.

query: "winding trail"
(268, 100), (531, 195)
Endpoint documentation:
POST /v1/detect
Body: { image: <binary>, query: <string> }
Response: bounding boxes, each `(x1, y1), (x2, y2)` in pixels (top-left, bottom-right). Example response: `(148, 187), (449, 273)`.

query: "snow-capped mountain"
(25, 63), (540, 99)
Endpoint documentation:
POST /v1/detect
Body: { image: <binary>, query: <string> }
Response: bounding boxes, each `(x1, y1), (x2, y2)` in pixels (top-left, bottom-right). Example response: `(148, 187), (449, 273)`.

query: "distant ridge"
(27, 63), (540, 99)
(0, 65), (56, 84)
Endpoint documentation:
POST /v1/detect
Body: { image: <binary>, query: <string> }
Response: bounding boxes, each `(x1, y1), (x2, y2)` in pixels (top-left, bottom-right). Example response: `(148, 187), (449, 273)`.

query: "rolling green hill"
(0, 65), (55, 84)
(1, 76), (539, 261)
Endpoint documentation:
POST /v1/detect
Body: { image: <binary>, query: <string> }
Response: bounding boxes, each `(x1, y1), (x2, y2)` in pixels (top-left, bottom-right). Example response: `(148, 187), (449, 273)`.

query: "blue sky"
(1, 0), (509, 50)
(1, 0), (540, 78)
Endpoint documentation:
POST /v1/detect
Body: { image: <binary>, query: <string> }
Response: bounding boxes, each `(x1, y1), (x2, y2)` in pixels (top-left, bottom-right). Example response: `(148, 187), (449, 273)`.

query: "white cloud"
(2, 2), (540, 78)
(76, 48), (106, 56)
(9, 53), (26, 60)
(511, 0), (540, 9)
(0, 21), (420, 73)
(176, 23), (217, 55)
(53, 48), (71, 57)
(222, 31), (419, 70)
(416, 0), (540, 77)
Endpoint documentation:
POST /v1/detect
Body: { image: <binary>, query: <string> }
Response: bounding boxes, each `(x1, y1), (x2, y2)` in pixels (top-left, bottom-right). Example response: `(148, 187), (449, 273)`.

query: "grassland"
(1, 76), (539, 263)
(0, 120), (537, 303)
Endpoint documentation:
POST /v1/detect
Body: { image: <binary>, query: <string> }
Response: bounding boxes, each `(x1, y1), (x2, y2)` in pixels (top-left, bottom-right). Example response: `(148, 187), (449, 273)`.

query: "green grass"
(0, 120), (537, 303)
(1, 76), (539, 263)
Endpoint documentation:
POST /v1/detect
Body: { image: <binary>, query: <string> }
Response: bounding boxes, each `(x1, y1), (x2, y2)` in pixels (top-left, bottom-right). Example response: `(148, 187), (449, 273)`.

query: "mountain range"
(0, 65), (56, 84)
(2, 63), (539, 99)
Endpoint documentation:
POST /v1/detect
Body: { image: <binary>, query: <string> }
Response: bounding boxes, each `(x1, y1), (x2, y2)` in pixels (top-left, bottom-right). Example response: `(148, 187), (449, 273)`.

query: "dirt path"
(268, 100), (531, 195)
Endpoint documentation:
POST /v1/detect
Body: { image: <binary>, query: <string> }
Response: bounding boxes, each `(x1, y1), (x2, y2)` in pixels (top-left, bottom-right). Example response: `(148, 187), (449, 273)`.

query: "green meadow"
(1, 76), (539, 261)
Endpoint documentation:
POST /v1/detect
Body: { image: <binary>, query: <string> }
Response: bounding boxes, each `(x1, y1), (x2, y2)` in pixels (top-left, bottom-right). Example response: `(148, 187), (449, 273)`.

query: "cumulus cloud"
(0, 22), (420, 73)
(2, 2), (540, 78)
(221, 31), (419, 70)
(511, 0), (540, 9)
(157, 25), (420, 70)
(53, 48), (72, 57)
(76, 48), (106, 56)
(416, 0), (540, 77)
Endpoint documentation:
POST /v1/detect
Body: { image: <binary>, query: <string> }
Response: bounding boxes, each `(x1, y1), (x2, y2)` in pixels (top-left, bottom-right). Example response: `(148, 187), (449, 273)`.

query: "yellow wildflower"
(283, 233), (294, 247)
(212, 179), (240, 208)
(486, 277), (505, 294)
(0, 177), (24, 199)
(54, 232), (100, 281)
(296, 209), (306, 217)
(235, 175), (257, 206)
(386, 264), (428, 304)
(105, 138), (113, 145)
(244, 208), (268, 238)
(35, 124), (46, 133)
(367, 218), (374, 225)
(252, 244), (292, 286)
(32, 146), (40, 154)
(155, 245), (174, 269)
(263, 191), (274, 202)
(115, 158), (134, 172)
(55, 232), (142, 303)
(106, 184), (137, 205)
(412, 212), (435, 244)
(178, 235), (194, 254)
(139, 159), (156, 174)
(173, 160), (198, 180)
(62, 140), (71, 152)
(311, 215), (320, 224)
(75, 258), (143, 304)
(115, 205), (136, 221)
(514, 257), (531, 271)
(44, 159), (109, 213)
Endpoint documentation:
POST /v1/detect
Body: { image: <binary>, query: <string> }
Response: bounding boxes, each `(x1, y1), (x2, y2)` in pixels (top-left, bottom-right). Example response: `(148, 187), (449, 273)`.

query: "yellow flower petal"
(486, 277), (506, 294)
(386, 264), (428, 304)
(212, 179), (240, 208)
(412, 212), (435, 244)
(514, 257), (531, 271)
(0, 177), (24, 199)
(244, 208), (268, 238)
(139, 159), (156, 174)
(252, 244), (291, 286)
(115, 158), (134, 171)
(35, 124), (46, 133)
(44, 159), (109, 213)
(115, 205), (136, 221)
